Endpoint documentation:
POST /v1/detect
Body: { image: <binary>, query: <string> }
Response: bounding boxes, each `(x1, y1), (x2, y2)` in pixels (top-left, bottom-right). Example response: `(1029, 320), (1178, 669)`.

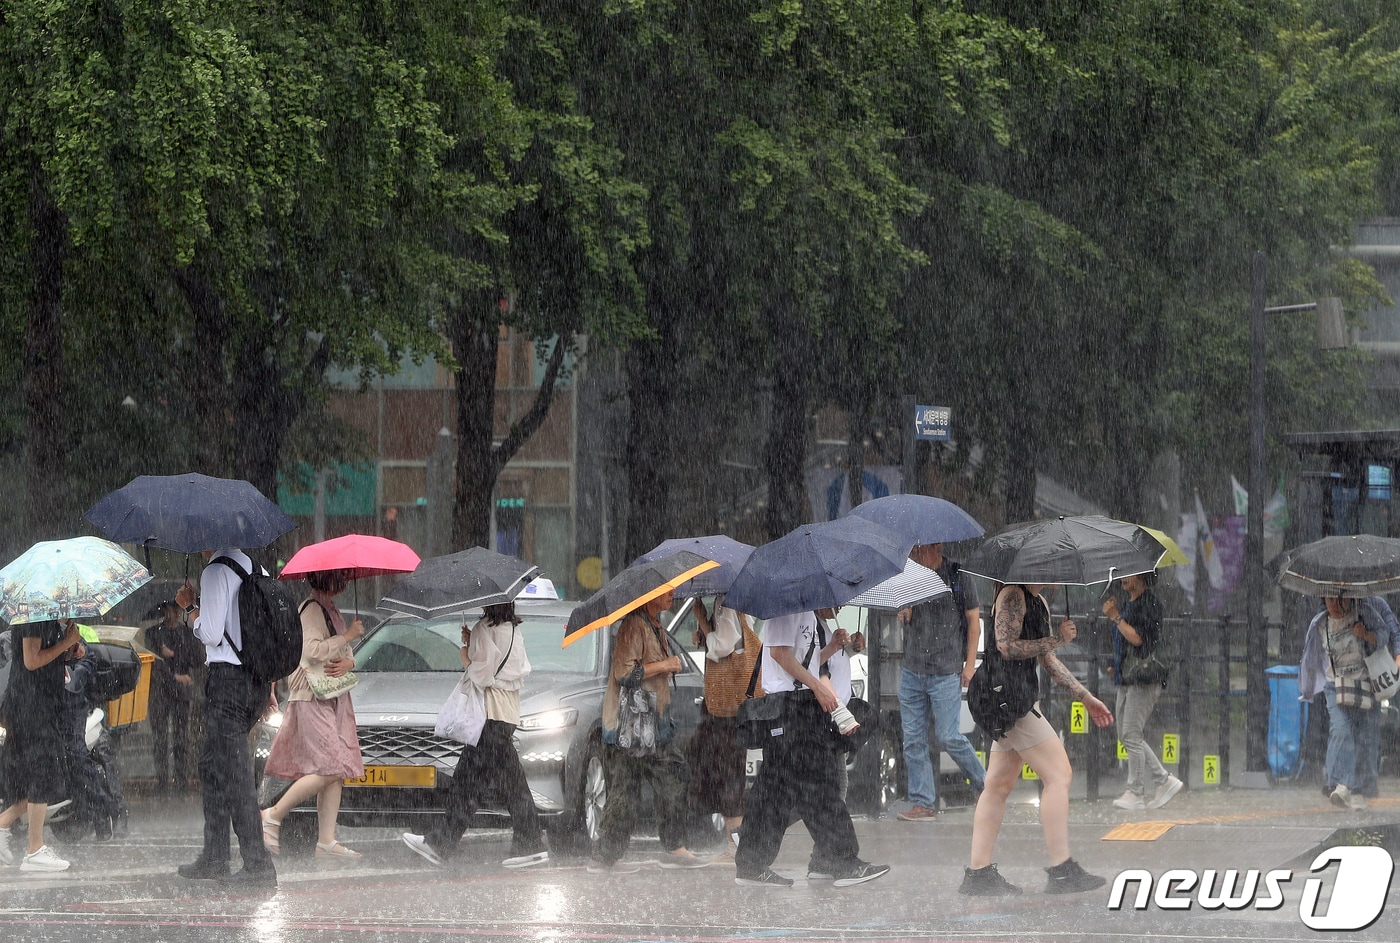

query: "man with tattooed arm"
(958, 583), (1113, 897)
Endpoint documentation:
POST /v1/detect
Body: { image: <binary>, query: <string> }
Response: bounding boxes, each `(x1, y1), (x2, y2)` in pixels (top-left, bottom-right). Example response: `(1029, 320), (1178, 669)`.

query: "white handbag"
(1365, 644), (1400, 701)
(435, 674), (487, 746)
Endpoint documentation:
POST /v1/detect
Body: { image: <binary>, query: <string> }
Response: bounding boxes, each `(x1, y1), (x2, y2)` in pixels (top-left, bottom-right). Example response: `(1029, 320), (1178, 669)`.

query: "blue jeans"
(1324, 683), (1381, 796)
(898, 668), (985, 808)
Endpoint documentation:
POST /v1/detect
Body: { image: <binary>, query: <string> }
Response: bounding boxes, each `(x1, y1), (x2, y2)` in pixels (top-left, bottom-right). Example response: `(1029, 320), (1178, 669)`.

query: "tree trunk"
(763, 299), (812, 539)
(23, 168), (67, 542)
(450, 293), (500, 551)
(173, 263), (232, 477)
(623, 297), (680, 563)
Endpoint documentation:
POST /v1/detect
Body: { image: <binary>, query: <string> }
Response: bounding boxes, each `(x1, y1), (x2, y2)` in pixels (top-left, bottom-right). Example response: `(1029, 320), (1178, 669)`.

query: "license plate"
(344, 765), (436, 788)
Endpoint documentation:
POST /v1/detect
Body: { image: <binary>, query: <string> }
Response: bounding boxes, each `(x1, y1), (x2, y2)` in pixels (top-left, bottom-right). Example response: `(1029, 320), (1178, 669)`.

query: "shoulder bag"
(1120, 643), (1169, 687)
(1325, 622), (1377, 710)
(735, 647), (782, 750)
(967, 591), (1040, 741)
(300, 600), (359, 700)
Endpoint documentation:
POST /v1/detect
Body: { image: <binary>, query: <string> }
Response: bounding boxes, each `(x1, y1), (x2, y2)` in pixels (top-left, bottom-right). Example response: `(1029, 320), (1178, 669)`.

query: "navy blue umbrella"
(84, 473), (297, 554)
(724, 517), (915, 619)
(631, 535), (755, 597)
(844, 494), (983, 547)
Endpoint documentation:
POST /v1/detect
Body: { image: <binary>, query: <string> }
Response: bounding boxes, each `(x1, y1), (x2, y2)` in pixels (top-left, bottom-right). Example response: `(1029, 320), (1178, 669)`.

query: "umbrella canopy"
(1272, 534), (1400, 598)
(0, 536), (151, 625)
(723, 516), (915, 620)
(844, 559), (951, 610)
(379, 547), (541, 619)
(279, 534), (421, 581)
(84, 473), (296, 553)
(630, 535), (755, 597)
(1134, 524), (1190, 568)
(961, 515), (1167, 586)
(563, 551), (719, 648)
(844, 494), (984, 546)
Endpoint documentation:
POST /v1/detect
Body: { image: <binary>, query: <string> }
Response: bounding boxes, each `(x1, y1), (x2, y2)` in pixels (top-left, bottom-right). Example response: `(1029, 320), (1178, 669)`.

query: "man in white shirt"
(174, 549), (277, 889)
(735, 607), (888, 888)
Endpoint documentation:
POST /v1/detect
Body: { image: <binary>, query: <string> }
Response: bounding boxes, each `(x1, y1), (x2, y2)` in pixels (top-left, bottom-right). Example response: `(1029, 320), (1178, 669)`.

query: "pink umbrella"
(279, 534), (421, 580)
(279, 534), (421, 616)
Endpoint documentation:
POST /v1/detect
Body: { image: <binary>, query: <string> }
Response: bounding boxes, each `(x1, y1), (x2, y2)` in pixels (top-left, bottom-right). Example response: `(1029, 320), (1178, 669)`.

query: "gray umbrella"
(1272, 534), (1400, 598)
(961, 515), (1166, 586)
(378, 547), (540, 618)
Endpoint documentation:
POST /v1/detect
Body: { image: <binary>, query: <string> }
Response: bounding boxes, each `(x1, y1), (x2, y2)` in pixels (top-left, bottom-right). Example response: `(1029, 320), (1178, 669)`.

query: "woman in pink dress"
(261, 568), (365, 857)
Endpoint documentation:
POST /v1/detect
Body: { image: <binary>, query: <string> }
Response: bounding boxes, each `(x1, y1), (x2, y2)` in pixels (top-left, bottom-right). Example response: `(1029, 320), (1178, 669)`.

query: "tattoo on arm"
(995, 589), (1060, 660)
(1041, 652), (1088, 699)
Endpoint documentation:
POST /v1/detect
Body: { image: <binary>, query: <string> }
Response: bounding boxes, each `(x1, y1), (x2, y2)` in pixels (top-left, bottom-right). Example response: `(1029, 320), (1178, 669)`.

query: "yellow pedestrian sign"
(1022, 764), (1038, 780)
(1203, 754), (1220, 784)
(975, 751), (987, 768)
(1161, 734), (1179, 765)
(1069, 701), (1087, 734)
(1116, 740), (1128, 761)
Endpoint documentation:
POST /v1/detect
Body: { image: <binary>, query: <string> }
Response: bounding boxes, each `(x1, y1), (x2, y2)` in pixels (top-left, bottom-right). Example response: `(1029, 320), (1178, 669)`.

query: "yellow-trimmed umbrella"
(1134, 524), (1190, 568)
(562, 551), (719, 648)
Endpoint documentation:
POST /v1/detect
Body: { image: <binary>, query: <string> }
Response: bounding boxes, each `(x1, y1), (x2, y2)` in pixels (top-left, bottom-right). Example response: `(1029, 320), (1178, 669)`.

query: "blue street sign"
(914, 405), (951, 441)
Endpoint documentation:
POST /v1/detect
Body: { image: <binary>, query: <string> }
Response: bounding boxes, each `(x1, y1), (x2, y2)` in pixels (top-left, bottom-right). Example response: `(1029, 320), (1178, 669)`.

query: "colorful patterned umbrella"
(0, 536), (151, 625)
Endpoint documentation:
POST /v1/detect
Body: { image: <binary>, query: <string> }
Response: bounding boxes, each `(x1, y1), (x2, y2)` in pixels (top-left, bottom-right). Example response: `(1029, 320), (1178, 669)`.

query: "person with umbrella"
(960, 583), (1112, 897)
(175, 548), (279, 889)
(1102, 572), (1182, 812)
(402, 599), (549, 870)
(1298, 595), (1397, 811)
(0, 618), (83, 873)
(260, 568), (367, 858)
(590, 585), (709, 873)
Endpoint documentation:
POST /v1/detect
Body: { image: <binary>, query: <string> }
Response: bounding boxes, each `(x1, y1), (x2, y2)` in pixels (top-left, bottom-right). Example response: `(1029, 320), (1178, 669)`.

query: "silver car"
(255, 599), (710, 853)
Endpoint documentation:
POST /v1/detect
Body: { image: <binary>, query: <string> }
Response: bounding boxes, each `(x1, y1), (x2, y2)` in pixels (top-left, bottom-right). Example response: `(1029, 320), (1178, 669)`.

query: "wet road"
(2, 789), (1398, 943)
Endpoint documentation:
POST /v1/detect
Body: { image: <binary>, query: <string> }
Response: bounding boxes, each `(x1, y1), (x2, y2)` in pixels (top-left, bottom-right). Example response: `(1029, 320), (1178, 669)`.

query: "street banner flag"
(1231, 475), (1249, 517)
(1196, 494), (1225, 590)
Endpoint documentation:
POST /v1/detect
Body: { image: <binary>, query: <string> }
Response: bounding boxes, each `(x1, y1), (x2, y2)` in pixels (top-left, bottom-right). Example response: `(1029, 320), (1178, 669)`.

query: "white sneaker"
(401, 832), (443, 867)
(1147, 775), (1184, 810)
(0, 827), (13, 866)
(1330, 784), (1352, 808)
(1112, 791), (1145, 811)
(21, 845), (70, 873)
(502, 850), (549, 869)
(1349, 793), (1368, 811)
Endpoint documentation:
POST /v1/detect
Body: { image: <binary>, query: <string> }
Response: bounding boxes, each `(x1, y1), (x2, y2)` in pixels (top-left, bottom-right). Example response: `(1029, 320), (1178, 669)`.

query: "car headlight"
(518, 708), (578, 731)
(261, 710), (284, 731)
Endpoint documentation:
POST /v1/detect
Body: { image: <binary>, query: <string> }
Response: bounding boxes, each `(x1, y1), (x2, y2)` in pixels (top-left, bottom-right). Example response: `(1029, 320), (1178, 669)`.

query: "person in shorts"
(959, 584), (1112, 897)
(0, 619), (82, 872)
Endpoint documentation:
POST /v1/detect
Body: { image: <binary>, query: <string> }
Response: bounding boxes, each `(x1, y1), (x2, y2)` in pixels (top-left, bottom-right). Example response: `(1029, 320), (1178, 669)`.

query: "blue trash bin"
(1267, 665), (1308, 779)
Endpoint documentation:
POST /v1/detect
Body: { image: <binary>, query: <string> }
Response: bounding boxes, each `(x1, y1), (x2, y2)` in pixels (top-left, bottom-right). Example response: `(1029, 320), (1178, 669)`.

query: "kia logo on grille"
(376, 715), (411, 722)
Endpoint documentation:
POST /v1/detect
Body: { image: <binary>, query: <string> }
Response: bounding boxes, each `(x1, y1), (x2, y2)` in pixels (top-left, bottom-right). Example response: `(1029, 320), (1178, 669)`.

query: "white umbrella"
(844, 559), (950, 611)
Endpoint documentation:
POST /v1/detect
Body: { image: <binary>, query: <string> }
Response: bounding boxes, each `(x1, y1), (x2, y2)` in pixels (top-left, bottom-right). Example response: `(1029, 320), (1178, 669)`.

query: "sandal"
(316, 841), (362, 859)
(261, 809), (281, 854)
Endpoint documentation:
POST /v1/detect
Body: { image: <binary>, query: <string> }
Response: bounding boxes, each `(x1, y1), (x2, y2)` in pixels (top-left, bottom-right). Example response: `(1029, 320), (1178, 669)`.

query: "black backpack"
(966, 588), (1041, 741)
(212, 556), (303, 685)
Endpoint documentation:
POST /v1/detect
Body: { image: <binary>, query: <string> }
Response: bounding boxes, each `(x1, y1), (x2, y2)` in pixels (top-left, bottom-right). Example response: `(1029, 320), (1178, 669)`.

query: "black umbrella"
(378, 547), (540, 619)
(1272, 534), (1400, 598)
(563, 551), (719, 648)
(84, 473), (296, 554)
(722, 516), (915, 619)
(961, 515), (1167, 586)
(631, 535), (755, 597)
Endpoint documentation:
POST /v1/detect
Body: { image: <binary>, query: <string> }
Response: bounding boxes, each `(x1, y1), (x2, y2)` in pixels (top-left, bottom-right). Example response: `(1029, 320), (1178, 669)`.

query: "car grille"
(359, 726), (462, 770)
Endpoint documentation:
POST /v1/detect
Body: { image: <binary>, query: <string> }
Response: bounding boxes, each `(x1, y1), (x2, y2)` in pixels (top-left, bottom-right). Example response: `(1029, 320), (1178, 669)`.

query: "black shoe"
(735, 867), (794, 887)
(113, 810), (129, 837)
(959, 863), (1022, 897)
(1044, 858), (1105, 894)
(218, 867), (278, 890)
(93, 820), (114, 843)
(833, 861), (890, 887)
(178, 859), (230, 880)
